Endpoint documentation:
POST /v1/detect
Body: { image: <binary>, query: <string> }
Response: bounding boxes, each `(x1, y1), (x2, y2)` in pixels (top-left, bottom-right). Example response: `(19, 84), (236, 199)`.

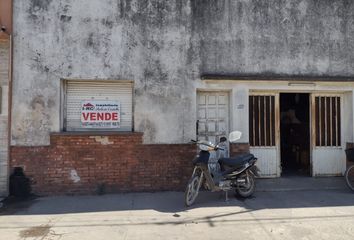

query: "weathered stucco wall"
(195, 0), (354, 76)
(12, 0), (354, 146)
(0, 40), (10, 196)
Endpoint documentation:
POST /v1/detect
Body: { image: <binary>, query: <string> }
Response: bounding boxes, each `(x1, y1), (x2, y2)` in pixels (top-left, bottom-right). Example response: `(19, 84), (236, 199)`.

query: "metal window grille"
(249, 95), (276, 147)
(315, 96), (341, 147)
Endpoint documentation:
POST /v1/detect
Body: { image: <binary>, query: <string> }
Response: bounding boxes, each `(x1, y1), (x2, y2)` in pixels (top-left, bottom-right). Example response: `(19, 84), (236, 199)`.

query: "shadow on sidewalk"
(1, 176), (354, 216)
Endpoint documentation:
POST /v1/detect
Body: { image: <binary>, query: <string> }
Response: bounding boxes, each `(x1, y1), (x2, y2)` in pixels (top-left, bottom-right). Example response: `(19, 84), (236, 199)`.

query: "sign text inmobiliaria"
(81, 100), (120, 128)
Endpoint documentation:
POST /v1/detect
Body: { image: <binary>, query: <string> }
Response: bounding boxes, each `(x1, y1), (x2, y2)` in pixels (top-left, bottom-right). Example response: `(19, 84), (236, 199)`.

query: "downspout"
(6, 0), (13, 196)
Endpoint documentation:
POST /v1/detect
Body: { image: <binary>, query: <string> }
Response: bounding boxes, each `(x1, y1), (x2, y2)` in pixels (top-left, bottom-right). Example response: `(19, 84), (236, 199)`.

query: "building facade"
(7, 0), (354, 195)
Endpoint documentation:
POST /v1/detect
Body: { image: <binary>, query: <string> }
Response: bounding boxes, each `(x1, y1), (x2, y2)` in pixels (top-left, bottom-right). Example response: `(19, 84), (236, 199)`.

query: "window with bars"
(249, 95), (276, 147)
(314, 96), (341, 147)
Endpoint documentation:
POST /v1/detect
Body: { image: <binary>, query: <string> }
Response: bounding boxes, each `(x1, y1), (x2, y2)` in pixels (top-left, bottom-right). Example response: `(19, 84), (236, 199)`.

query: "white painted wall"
(232, 86), (249, 143)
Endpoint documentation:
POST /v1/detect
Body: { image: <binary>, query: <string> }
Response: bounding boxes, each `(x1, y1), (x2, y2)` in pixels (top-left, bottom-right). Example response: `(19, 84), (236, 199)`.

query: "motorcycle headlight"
(199, 144), (209, 151)
(198, 140), (215, 151)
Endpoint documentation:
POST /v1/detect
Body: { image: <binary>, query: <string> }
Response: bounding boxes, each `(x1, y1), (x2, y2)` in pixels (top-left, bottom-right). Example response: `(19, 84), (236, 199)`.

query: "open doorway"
(280, 93), (310, 176)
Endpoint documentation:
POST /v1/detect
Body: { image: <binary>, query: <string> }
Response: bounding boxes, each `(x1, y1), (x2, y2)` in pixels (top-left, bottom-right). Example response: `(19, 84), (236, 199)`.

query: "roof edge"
(201, 74), (354, 82)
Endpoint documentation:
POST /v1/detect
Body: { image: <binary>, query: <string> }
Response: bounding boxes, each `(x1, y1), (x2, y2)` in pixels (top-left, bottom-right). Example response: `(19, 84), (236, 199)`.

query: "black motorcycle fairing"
(193, 150), (210, 164)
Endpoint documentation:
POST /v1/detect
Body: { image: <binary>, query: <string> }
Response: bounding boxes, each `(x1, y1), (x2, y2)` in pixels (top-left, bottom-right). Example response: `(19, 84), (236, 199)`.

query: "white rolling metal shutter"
(65, 81), (133, 131)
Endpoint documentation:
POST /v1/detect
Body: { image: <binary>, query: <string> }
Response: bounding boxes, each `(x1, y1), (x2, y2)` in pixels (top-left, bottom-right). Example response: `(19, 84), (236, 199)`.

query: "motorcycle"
(185, 131), (260, 207)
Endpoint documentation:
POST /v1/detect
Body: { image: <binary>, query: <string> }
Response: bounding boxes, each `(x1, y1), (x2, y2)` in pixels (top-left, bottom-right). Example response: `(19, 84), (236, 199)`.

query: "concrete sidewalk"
(0, 176), (348, 210)
(0, 177), (354, 240)
(257, 176), (347, 191)
(1, 189), (354, 240)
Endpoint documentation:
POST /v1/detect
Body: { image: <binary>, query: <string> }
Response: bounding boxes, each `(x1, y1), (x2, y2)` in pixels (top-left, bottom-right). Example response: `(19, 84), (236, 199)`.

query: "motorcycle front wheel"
(184, 173), (203, 207)
(235, 171), (255, 198)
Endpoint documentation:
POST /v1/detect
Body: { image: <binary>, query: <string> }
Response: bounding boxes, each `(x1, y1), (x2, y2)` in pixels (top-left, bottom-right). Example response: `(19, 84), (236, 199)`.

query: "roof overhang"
(201, 74), (354, 82)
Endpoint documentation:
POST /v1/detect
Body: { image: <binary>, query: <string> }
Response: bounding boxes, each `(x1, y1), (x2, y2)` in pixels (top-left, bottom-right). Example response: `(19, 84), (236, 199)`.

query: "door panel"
(197, 91), (230, 165)
(311, 94), (344, 176)
(250, 148), (278, 177)
(312, 149), (345, 176)
(249, 93), (280, 177)
(197, 92), (229, 144)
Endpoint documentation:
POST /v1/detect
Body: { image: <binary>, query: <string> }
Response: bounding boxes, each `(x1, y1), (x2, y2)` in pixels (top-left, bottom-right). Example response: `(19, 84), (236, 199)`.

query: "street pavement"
(1, 177), (354, 240)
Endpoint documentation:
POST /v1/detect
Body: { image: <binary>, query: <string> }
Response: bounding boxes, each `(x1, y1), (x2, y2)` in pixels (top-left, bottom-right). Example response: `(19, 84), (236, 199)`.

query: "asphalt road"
(1, 188), (354, 240)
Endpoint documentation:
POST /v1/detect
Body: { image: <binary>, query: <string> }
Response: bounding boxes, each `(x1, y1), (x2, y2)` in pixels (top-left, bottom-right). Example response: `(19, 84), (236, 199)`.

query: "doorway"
(280, 93), (311, 176)
(197, 91), (230, 162)
(197, 91), (229, 144)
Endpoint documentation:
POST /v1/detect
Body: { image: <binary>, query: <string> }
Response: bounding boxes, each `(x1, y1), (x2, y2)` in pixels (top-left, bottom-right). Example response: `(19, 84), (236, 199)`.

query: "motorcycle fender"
(249, 165), (260, 177)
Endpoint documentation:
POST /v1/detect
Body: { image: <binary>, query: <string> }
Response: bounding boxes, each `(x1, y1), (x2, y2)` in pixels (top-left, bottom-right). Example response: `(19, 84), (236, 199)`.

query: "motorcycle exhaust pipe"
(236, 179), (246, 184)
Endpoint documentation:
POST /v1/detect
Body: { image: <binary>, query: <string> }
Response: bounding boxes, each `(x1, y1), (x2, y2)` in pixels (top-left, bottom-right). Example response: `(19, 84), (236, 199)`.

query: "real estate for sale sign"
(81, 100), (120, 128)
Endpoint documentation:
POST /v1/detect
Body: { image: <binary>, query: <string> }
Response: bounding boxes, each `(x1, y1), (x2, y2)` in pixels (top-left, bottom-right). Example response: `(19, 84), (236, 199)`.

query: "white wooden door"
(197, 92), (229, 163)
(311, 94), (345, 176)
(249, 93), (280, 177)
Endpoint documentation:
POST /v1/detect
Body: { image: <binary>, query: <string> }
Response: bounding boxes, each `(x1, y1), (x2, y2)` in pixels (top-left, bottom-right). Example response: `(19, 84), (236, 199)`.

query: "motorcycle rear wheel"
(235, 172), (255, 198)
(345, 165), (354, 192)
(185, 174), (202, 207)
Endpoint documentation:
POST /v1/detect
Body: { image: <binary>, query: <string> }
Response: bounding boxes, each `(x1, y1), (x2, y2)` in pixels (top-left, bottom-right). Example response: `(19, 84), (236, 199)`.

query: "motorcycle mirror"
(229, 131), (242, 143)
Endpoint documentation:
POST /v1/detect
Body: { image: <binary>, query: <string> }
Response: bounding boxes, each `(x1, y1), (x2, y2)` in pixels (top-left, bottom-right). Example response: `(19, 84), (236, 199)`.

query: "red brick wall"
(10, 133), (251, 196)
(10, 133), (196, 195)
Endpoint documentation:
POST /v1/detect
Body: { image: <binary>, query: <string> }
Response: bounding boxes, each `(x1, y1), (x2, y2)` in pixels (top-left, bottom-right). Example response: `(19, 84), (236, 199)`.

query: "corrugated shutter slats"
(65, 81), (133, 131)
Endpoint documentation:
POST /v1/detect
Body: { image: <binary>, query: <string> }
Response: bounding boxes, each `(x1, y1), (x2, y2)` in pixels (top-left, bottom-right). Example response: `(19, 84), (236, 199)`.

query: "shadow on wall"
(9, 167), (32, 198)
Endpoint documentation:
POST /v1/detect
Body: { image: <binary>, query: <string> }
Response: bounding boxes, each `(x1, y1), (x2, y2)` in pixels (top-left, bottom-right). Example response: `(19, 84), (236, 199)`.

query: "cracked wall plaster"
(12, 0), (354, 145)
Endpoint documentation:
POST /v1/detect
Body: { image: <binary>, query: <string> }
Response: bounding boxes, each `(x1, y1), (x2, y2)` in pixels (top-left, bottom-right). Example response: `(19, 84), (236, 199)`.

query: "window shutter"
(65, 81), (133, 131)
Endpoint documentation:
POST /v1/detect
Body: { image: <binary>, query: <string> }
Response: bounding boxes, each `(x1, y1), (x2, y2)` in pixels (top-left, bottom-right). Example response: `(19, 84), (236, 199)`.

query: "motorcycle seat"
(218, 153), (255, 168)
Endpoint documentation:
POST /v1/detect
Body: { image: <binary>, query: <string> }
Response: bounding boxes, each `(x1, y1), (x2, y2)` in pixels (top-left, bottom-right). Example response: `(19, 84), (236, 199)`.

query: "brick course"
(10, 133), (250, 195)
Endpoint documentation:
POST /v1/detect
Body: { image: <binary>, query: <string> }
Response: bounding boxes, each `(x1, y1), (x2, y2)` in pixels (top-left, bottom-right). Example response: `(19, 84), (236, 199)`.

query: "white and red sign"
(81, 100), (120, 128)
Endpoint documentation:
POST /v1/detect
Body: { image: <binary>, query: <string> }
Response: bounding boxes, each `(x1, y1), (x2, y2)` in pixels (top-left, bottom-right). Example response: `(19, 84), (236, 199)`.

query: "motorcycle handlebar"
(190, 140), (225, 151)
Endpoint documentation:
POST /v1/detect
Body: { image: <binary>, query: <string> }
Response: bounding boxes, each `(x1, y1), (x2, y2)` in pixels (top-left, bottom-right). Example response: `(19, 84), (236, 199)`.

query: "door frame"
(278, 92), (312, 176)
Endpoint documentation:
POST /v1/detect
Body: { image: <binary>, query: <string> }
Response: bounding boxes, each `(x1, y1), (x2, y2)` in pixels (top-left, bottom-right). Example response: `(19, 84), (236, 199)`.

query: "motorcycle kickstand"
(224, 190), (229, 202)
